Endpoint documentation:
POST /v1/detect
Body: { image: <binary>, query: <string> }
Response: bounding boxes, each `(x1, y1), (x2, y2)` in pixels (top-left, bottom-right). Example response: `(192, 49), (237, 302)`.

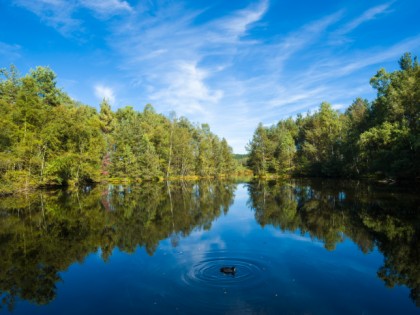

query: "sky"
(1, 0), (419, 153)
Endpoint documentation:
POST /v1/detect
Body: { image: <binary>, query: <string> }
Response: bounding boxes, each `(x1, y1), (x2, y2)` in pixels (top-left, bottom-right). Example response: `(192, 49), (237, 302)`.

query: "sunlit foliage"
(0, 66), (237, 194)
(247, 53), (419, 179)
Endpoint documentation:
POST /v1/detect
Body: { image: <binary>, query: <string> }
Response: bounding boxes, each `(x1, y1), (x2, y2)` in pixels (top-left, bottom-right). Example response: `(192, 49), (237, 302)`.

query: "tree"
(300, 102), (344, 176)
(137, 135), (162, 180)
(171, 119), (195, 176)
(342, 98), (371, 176)
(245, 53), (419, 179)
(0, 64), (238, 190)
(29, 66), (61, 106)
(99, 99), (116, 134)
(273, 126), (296, 175)
(247, 123), (271, 176)
(217, 138), (236, 175)
(364, 52), (420, 178)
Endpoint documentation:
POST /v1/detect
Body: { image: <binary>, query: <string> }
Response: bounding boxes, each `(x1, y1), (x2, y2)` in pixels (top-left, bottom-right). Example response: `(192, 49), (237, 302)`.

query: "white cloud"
(108, 1), (269, 126)
(13, 0), (420, 153)
(271, 230), (324, 246)
(79, 0), (133, 17)
(94, 84), (116, 104)
(106, 1), (420, 152)
(329, 2), (394, 45)
(13, 0), (132, 36)
(332, 103), (346, 111)
(306, 35), (420, 80)
(256, 11), (343, 75)
(150, 61), (223, 117)
(13, 0), (80, 36)
(0, 41), (21, 60)
(215, 0), (268, 39)
(338, 2), (393, 35)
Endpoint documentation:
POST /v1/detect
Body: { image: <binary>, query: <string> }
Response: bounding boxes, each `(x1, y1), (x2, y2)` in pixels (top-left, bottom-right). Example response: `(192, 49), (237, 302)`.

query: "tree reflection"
(0, 181), (236, 310)
(247, 179), (420, 306)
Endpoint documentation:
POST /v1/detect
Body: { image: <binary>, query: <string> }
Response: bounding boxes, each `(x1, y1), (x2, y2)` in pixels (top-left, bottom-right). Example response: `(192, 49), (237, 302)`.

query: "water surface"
(0, 179), (419, 314)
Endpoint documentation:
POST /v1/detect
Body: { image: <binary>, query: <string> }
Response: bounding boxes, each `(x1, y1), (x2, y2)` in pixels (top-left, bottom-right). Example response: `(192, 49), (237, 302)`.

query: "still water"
(0, 179), (419, 314)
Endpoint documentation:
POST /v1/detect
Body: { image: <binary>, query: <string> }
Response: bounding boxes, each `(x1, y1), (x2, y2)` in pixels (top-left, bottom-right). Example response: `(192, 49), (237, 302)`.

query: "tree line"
(0, 66), (237, 194)
(247, 53), (419, 179)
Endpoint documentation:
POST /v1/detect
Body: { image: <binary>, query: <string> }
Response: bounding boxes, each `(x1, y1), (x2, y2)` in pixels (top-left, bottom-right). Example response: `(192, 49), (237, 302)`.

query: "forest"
(247, 53), (419, 180)
(0, 66), (237, 194)
(1, 53), (419, 194)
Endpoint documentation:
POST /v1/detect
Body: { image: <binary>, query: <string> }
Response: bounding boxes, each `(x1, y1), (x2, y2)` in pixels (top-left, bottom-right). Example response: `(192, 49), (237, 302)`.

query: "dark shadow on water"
(0, 180), (236, 311)
(0, 178), (419, 312)
(247, 178), (420, 307)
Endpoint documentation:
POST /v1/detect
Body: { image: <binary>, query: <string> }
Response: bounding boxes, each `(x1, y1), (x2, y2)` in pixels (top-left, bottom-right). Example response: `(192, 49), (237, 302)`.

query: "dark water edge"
(0, 179), (419, 314)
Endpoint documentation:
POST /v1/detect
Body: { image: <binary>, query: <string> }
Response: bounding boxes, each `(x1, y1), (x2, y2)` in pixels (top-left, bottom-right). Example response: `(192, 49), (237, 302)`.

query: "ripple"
(182, 254), (269, 290)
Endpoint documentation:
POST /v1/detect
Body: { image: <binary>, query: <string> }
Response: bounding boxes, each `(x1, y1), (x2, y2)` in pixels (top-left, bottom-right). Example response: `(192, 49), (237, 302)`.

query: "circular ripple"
(182, 256), (268, 290)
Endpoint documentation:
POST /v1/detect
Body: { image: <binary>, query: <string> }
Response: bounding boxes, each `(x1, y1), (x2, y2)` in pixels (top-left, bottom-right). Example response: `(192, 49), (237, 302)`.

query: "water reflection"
(247, 179), (420, 306)
(0, 181), (236, 311)
(0, 179), (419, 313)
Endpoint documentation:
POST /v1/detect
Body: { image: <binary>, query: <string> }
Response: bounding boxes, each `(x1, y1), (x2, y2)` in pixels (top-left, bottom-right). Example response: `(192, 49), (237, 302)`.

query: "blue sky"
(1, 0), (419, 153)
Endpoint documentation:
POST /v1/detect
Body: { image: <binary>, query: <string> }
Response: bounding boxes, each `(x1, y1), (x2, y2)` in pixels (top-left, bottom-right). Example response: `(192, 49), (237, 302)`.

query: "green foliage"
(366, 52), (419, 177)
(28, 66), (61, 106)
(247, 53), (419, 179)
(0, 66), (237, 192)
(342, 98), (370, 176)
(299, 102), (345, 176)
(108, 106), (237, 180)
(246, 123), (272, 175)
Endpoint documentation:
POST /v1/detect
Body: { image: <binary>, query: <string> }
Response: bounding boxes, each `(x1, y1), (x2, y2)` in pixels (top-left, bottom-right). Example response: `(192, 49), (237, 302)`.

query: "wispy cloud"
(149, 61), (223, 115)
(10, 0), (420, 153)
(13, 0), (133, 36)
(109, 0), (269, 124)
(0, 41), (21, 60)
(251, 11), (343, 81)
(79, 0), (133, 18)
(271, 230), (324, 246)
(107, 1), (420, 152)
(94, 84), (116, 104)
(329, 2), (394, 45)
(304, 35), (420, 81)
(338, 2), (393, 35)
(214, 0), (268, 40)
(13, 0), (80, 36)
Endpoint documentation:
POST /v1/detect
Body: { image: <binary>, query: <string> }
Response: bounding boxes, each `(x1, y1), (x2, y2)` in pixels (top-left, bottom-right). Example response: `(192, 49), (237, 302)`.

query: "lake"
(0, 179), (419, 314)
